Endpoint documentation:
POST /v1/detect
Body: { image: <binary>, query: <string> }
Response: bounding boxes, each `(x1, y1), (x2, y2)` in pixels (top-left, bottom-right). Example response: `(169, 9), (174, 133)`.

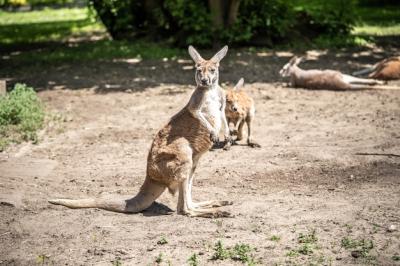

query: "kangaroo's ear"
(211, 45), (228, 63)
(233, 78), (244, 90)
(295, 56), (304, 65)
(289, 56), (298, 65)
(188, 46), (204, 64)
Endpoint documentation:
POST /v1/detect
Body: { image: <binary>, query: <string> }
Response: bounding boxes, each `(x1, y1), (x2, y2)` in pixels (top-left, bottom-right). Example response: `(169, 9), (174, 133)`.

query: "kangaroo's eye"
(210, 68), (215, 73)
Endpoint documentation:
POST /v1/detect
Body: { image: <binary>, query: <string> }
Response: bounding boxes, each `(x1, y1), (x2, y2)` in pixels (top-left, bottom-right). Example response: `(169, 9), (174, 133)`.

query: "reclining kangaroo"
(49, 46), (233, 218)
(353, 56), (400, 80)
(280, 56), (399, 90)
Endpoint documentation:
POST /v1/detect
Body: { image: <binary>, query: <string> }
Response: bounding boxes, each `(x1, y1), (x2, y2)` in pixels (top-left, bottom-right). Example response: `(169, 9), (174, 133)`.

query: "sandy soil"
(0, 47), (400, 265)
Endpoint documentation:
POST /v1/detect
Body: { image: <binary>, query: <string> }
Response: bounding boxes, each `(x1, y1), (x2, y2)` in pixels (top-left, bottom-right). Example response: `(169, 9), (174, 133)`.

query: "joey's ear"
(295, 56), (304, 65)
(188, 45), (204, 64)
(289, 56), (298, 65)
(211, 45), (228, 63)
(233, 78), (244, 90)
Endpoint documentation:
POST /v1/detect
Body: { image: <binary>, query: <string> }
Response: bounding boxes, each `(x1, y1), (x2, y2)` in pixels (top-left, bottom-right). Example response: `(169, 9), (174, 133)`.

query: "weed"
(392, 254), (400, 261)
(111, 258), (122, 266)
(286, 250), (299, 257)
(36, 254), (50, 264)
(0, 83), (44, 151)
(298, 243), (314, 255)
(155, 253), (163, 264)
(188, 253), (198, 266)
(231, 243), (256, 265)
(298, 229), (317, 244)
(270, 235), (281, 242)
(341, 237), (375, 260)
(211, 240), (229, 260)
(157, 236), (168, 245)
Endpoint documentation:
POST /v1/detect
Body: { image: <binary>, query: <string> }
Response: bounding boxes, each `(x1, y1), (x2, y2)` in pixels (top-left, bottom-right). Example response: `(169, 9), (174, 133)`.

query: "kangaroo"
(224, 78), (260, 150)
(49, 46), (233, 218)
(353, 56), (400, 81)
(280, 56), (400, 90)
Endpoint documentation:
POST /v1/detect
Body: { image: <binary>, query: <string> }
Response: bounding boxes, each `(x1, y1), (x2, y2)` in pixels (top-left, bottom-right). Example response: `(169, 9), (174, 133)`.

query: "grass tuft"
(0, 83), (44, 151)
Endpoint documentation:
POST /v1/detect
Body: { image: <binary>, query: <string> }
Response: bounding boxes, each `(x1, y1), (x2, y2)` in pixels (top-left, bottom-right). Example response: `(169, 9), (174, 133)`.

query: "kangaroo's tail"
(349, 84), (400, 90)
(48, 178), (166, 213)
(352, 67), (375, 77)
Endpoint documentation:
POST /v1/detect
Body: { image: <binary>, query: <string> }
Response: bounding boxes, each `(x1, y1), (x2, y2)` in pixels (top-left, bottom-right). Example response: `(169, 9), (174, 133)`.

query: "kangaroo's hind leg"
(342, 74), (383, 85)
(246, 115), (261, 148)
(177, 156), (232, 218)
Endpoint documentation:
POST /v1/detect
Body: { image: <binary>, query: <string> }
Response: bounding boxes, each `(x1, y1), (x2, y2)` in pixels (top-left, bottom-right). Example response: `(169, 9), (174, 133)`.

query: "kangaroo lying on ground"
(353, 56), (400, 81)
(280, 56), (399, 90)
(223, 78), (261, 150)
(49, 46), (233, 218)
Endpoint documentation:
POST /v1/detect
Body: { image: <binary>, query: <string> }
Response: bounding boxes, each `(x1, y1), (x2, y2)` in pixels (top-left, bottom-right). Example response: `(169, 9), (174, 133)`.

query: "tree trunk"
(227, 0), (241, 27)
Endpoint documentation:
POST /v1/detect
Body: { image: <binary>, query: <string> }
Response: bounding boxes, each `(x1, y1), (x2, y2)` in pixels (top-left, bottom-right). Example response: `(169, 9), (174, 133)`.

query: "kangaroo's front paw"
(210, 131), (219, 143)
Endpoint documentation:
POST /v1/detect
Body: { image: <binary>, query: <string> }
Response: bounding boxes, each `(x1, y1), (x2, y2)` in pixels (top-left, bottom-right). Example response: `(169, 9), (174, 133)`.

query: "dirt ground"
(0, 46), (400, 265)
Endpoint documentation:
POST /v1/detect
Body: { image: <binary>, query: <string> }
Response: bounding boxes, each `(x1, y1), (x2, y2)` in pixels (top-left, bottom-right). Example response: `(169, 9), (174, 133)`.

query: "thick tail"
(349, 84), (400, 90)
(353, 67), (375, 77)
(48, 178), (166, 213)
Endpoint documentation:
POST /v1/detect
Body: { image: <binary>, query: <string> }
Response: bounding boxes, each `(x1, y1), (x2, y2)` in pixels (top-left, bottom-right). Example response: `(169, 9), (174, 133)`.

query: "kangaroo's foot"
(178, 207), (232, 218)
(192, 200), (233, 208)
(248, 141), (261, 148)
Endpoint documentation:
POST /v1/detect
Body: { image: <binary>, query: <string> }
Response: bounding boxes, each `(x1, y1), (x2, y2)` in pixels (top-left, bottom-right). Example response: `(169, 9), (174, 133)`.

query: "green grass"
(0, 83), (44, 151)
(0, 7), (104, 43)
(354, 6), (400, 36)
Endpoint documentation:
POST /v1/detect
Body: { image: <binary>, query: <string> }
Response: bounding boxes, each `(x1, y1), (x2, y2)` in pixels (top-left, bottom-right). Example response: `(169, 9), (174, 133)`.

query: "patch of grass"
(0, 83), (44, 151)
(111, 258), (122, 266)
(341, 237), (375, 260)
(211, 240), (230, 260)
(393, 254), (400, 261)
(211, 241), (258, 265)
(270, 235), (281, 242)
(187, 253), (198, 266)
(155, 253), (163, 264)
(0, 8), (105, 44)
(157, 236), (168, 245)
(298, 229), (318, 244)
(231, 243), (257, 265)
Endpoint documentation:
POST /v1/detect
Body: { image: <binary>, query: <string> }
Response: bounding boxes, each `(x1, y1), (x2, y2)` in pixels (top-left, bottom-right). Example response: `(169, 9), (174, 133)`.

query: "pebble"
(387, 224), (397, 232)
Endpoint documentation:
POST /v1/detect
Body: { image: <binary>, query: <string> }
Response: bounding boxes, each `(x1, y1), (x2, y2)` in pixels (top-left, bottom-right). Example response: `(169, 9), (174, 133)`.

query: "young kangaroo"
(49, 46), (233, 218)
(224, 78), (260, 150)
(280, 56), (399, 90)
(353, 56), (400, 81)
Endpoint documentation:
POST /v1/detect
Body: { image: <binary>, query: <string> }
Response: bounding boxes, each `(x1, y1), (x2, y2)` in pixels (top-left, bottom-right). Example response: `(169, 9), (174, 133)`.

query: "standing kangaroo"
(224, 78), (261, 150)
(49, 46), (233, 218)
(353, 56), (400, 81)
(280, 56), (399, 90)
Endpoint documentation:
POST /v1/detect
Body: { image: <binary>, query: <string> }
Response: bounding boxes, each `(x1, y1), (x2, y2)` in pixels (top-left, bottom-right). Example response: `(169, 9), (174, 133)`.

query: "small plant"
(298, 230), (317, 244)
(270, 235), (281, 242)
(157, 236), (168, 245)
(0, 83), (44, 151)
(188, 253), (198, 266)
(111, 258), (122, 266)
(298, 243), (314, 255)
(341, 237), (374, 260)
(286, 250), (299, 257)
(155, 253), (163, 264)
(231, 243), (256, 265)
(211, 240), (229, 260)
(393, 254), (400, 261)
(36, 254), (50, 264)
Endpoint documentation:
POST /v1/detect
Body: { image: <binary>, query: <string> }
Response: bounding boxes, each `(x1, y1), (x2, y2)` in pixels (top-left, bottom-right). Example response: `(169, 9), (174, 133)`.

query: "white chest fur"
(202, 88), (223, 132)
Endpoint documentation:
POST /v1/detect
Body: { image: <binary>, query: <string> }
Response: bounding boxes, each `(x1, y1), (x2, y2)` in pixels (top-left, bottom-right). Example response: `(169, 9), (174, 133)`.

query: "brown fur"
(224, 78), (260, 149)
(368, 56), (400, 80)
(49, 46), (233, 218)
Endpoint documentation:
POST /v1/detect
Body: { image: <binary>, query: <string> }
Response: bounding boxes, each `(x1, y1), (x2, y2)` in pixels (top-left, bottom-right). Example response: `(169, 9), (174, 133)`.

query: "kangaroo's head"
(188, 45), (228, 87)
(279, 56), (303, 77)
(225, 78), (246, 117)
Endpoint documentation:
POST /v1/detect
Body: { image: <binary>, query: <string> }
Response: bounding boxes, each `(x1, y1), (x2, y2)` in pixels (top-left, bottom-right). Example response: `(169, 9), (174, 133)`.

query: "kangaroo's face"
(225, 78), (245, 117)
(188, 45), (228, 87)
(279, 56), (303, 77)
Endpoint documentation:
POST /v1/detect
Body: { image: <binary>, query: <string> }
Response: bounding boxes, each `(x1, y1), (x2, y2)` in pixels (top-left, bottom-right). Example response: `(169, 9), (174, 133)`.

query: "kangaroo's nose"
(201, 78), (208, 84)
(232, 106), (238, 112)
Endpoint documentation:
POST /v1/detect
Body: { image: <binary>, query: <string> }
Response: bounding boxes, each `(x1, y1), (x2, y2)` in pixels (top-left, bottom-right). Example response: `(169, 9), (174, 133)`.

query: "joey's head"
(188, 45), (228, 87)
(279, 56), (303, 77)
(225, 78), (246, 117)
